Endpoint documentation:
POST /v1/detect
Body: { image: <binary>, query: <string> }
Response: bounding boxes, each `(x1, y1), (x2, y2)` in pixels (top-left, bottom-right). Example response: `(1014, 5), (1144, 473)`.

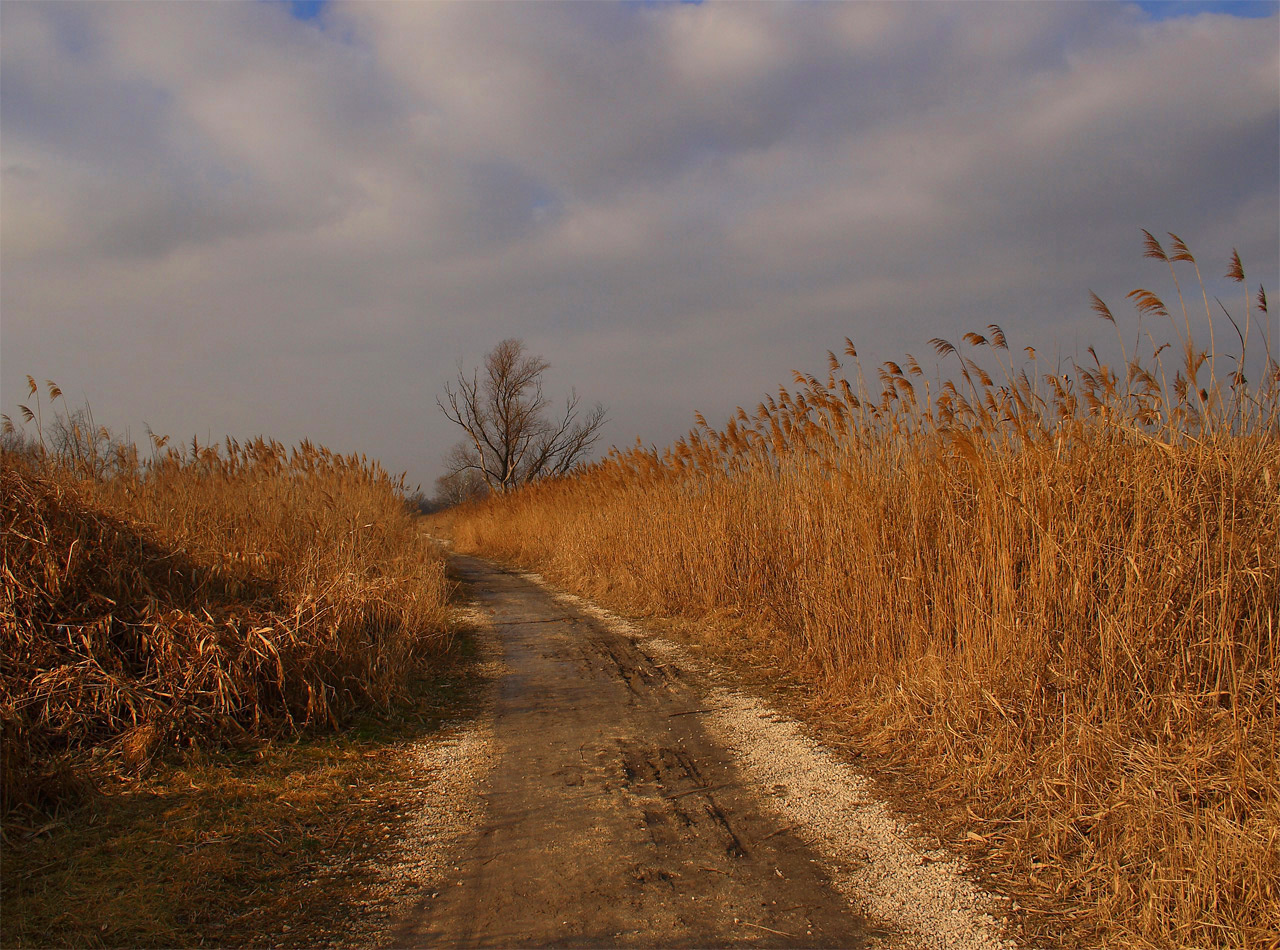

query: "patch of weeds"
(2, 639), (485, 949)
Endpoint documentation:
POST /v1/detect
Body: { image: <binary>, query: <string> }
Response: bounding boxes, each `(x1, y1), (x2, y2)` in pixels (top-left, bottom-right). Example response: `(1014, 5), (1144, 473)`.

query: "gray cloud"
(2, 0), (1276, 490)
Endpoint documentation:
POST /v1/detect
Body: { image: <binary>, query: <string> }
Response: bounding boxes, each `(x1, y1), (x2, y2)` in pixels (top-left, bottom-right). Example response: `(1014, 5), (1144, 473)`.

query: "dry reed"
(2, 405), (450, 814)
(442, 235), (1279, 949)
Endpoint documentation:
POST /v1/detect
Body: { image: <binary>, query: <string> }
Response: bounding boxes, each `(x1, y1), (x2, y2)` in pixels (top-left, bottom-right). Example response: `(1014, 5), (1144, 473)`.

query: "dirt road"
(385, 556), (1012, 949)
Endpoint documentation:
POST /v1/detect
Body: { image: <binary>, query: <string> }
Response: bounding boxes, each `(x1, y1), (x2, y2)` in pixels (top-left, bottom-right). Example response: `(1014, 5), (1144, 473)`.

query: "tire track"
(386, 556), (1011, 949)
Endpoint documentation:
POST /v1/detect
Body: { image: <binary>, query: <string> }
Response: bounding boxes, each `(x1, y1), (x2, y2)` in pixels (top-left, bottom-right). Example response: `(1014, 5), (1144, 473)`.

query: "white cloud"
(2, 1), (1275, 489)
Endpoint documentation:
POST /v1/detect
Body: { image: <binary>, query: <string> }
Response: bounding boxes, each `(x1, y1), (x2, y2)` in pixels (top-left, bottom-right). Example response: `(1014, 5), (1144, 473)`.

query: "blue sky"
(3, 1), (1277, 490)
(1137, 1), (1277, 18)
(282, 0), (1280, 23)
(278, 1), (1280, 22)
(284, 0), (326, 21)
(284, 1), (1280, 23)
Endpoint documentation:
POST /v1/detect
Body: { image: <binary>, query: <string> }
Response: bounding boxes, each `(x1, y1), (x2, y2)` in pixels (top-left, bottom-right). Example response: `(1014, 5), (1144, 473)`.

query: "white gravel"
(373, 718), (494, 895)
(704, 688), (1015, 950)
(543, 581), (1019, 950)
(331, 605), (500, 950)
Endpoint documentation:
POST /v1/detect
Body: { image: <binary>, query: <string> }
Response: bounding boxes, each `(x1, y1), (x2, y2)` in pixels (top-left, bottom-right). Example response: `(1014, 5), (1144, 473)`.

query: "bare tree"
(433, 460), (489, 508)
(437, 339), (607, 493)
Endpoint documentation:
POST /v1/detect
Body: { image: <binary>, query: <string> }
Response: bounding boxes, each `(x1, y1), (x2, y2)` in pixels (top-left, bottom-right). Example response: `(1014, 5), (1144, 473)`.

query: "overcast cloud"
(2, 0), (1277, 490)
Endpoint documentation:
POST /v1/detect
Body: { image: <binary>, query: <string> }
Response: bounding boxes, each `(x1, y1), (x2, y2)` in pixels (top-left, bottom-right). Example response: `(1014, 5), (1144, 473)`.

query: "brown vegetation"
(441, 235), (1279, 948)
(2, 646), (485, 949)
(2, 401), (451, 816)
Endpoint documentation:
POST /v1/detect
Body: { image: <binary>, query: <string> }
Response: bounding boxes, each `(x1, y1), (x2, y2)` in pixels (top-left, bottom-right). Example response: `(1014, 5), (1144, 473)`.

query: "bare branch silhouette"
(437, 339), (606, 494)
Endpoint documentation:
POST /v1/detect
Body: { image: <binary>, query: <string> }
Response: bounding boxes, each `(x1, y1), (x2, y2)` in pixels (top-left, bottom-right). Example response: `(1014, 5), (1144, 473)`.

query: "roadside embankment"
(2, 420), (464, 946)
(2, 431), (452, 815)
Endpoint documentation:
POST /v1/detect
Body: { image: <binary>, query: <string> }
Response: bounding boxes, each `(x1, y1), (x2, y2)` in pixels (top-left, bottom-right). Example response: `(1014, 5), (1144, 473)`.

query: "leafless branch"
(436, 339), (607, 493)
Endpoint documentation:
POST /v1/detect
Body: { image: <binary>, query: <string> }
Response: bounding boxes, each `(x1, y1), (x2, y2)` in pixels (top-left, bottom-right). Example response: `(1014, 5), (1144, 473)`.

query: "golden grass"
(2, 418), (451, 815)
(441, 235), (1279, 948)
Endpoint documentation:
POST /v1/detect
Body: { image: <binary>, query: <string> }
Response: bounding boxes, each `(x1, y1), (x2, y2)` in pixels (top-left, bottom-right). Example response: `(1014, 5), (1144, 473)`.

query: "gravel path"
(375, 556), (1018, 950)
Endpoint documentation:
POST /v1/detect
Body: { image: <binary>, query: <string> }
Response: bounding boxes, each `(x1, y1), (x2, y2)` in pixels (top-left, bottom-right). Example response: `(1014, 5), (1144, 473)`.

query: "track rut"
(390, 556), (875, 948)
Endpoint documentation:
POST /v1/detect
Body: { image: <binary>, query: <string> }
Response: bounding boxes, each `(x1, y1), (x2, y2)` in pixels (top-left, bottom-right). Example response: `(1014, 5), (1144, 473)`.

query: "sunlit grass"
(441, 234), (1279, 949)
(2, 409), (452, 813)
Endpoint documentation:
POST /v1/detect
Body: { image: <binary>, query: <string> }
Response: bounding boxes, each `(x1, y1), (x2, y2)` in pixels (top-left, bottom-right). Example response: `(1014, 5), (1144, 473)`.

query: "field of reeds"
(1, 389), (451, 817)
(442, 234), (1279, 949)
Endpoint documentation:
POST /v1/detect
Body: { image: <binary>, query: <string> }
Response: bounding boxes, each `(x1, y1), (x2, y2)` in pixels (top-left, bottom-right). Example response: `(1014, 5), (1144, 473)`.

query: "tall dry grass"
(2, 397), (450, 814)
(444, 234), (1279, 948)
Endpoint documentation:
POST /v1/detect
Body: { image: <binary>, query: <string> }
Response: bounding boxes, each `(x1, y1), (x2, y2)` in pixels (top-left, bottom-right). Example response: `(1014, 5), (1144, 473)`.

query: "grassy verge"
(2, 402), (469, 945)
(437, 235), (1279, 949)
(2, 634), (485, 949)
(3, 424), (452, 813)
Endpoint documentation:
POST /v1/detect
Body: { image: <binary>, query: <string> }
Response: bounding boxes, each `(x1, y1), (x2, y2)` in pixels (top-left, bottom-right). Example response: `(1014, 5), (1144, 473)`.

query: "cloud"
(2, 1), (1276, 489)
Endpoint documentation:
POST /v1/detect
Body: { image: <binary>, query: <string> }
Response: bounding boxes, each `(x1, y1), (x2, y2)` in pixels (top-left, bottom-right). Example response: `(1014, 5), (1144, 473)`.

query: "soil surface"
(386, 556), (1010, 949)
